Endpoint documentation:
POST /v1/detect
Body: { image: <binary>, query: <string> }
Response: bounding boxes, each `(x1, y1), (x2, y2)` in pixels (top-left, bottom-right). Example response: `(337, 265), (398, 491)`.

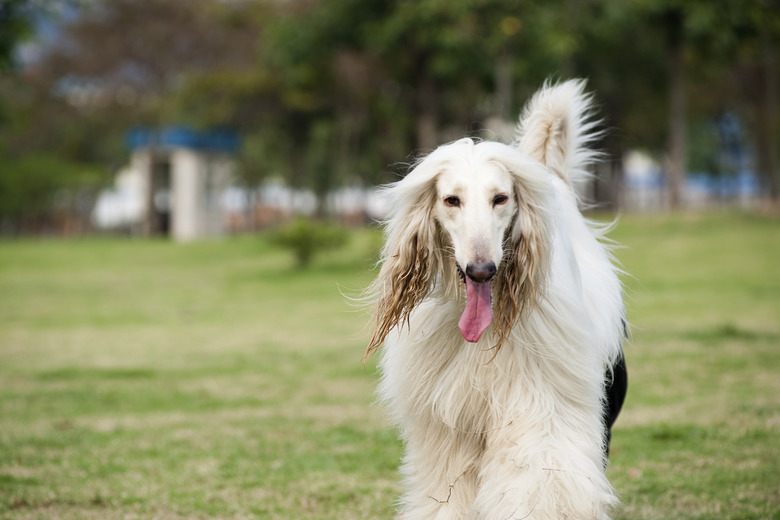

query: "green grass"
(607, 212), (780, 519)
(1, 212), (779, 519)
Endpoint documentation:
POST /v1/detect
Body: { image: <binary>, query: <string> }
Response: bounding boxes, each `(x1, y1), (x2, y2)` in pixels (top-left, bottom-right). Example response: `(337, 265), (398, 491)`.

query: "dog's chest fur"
(380, 297), (545, 436)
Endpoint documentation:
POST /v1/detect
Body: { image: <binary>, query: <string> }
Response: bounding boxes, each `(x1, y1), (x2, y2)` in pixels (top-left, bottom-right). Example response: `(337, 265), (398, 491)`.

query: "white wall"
(170, 148), (233, 242)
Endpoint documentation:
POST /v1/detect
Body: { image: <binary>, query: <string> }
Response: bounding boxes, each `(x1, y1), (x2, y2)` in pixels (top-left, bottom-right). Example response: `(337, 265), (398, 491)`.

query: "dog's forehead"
(436, 158), (512, 195)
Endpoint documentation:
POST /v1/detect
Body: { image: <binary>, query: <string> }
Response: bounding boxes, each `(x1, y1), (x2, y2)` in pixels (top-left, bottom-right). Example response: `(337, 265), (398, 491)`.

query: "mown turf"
(0, 212), (778, 519)
(607, 212), (780, 519)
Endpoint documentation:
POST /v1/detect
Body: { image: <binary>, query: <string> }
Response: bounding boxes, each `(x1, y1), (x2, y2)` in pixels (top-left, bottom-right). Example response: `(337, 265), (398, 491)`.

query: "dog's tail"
(515, 79), (602, 198)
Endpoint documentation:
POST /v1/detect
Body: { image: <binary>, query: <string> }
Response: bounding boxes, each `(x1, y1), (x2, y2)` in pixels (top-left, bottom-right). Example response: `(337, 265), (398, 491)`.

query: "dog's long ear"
(515, 79), (600, 197)
(364, 157), (449, 360)
(492, 159), (554, 349)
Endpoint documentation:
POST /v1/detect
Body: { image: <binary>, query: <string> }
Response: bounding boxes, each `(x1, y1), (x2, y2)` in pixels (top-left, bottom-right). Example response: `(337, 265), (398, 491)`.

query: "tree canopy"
(1, 0), (778, 229)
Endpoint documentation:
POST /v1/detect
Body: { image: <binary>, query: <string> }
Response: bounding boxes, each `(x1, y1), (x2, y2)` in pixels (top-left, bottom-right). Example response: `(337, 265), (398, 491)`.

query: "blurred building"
(621, 150), (762, 212)
(94, 127), (239, 241)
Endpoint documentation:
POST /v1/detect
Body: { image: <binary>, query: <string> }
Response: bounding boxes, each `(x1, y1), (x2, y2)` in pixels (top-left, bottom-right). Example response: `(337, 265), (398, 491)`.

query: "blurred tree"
(0, 0), (34, 72)
(2, 0), (778, 234)
(241, 0), (569, 202)
(567, 0), (779, 207)
(614, 0), (777, 208)
(0, 153), (103, 234)
(336, 0), (561, 150)
(0, 155), (61, 233)
(38, 0), (259, 125)
(0, 0), (264, 233)
(0, 1), (111, 234)
(732, 0), (780, 201)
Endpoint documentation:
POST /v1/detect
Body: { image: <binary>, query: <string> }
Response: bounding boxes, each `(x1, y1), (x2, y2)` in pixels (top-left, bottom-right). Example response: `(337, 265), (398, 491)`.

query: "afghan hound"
(365, 80), (628, 520)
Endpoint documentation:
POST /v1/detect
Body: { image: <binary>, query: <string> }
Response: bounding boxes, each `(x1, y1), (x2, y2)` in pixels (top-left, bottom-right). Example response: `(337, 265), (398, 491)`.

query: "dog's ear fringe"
(363, 181), (445, 363)
(364, 232), (431, 361)
(490, 174), (553, 356)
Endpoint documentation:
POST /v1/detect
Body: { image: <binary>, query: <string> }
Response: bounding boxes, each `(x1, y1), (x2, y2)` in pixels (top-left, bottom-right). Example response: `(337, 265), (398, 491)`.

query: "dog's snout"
(465, 261), (497, 283)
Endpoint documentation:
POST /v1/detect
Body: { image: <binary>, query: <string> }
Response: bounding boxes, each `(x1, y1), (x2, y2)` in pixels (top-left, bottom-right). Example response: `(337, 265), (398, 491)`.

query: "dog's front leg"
(395, 421), (484, 520)
(470, 424), (616, 520)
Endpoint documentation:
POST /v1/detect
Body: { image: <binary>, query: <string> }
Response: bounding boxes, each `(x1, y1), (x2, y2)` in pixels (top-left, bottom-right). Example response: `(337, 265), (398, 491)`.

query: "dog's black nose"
(465, 261), (497, 283)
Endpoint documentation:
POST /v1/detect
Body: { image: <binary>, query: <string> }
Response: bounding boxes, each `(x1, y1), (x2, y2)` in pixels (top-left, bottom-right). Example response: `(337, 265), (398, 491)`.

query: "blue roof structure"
(126, 126), (240, 154)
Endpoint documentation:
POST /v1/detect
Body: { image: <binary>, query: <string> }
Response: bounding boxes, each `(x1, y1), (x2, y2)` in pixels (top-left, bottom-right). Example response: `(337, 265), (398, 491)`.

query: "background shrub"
(269, 217), (349, 267)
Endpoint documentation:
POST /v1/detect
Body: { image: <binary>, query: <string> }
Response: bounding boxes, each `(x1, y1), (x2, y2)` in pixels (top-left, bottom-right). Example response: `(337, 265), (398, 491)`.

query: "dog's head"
(366, 138), (554, 358)
(366, 80), (596, 360)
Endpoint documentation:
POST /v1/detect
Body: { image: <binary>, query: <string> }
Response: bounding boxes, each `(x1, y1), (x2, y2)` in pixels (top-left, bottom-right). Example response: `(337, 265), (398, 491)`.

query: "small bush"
(269, 217), (349, 267)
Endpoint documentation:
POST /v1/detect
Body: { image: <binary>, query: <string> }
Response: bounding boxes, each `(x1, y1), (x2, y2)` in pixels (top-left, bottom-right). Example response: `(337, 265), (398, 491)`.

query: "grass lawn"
(0, 212), (778, 519)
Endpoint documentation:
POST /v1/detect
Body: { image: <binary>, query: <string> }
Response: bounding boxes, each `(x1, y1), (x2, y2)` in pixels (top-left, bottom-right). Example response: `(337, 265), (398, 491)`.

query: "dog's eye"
(443, 196), (461, 208)
(493, 194), (509, 206)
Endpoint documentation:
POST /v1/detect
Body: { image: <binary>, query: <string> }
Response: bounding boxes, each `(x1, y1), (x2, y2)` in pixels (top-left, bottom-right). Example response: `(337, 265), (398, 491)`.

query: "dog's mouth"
(456, 263), (493, 343)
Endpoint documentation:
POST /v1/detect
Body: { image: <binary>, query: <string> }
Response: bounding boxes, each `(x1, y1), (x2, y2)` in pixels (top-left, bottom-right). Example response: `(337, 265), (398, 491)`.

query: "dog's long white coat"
(375, 80), (625, 519)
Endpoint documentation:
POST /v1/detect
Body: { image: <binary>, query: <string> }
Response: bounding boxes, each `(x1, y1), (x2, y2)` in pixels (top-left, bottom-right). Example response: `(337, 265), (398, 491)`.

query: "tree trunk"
(666, 9), (686, 210)
(416, 75), (438, 151)
(494, 52), (513, 121)
(757, 36), (778, 202)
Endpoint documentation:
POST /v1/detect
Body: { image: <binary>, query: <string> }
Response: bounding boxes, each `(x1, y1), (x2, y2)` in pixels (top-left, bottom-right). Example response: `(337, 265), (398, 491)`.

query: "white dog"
(365, 80), (627, 519)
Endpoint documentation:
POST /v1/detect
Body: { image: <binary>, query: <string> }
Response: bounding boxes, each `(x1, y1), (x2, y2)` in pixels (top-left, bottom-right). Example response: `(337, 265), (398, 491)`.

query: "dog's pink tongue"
(458, 278), (493, 342)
